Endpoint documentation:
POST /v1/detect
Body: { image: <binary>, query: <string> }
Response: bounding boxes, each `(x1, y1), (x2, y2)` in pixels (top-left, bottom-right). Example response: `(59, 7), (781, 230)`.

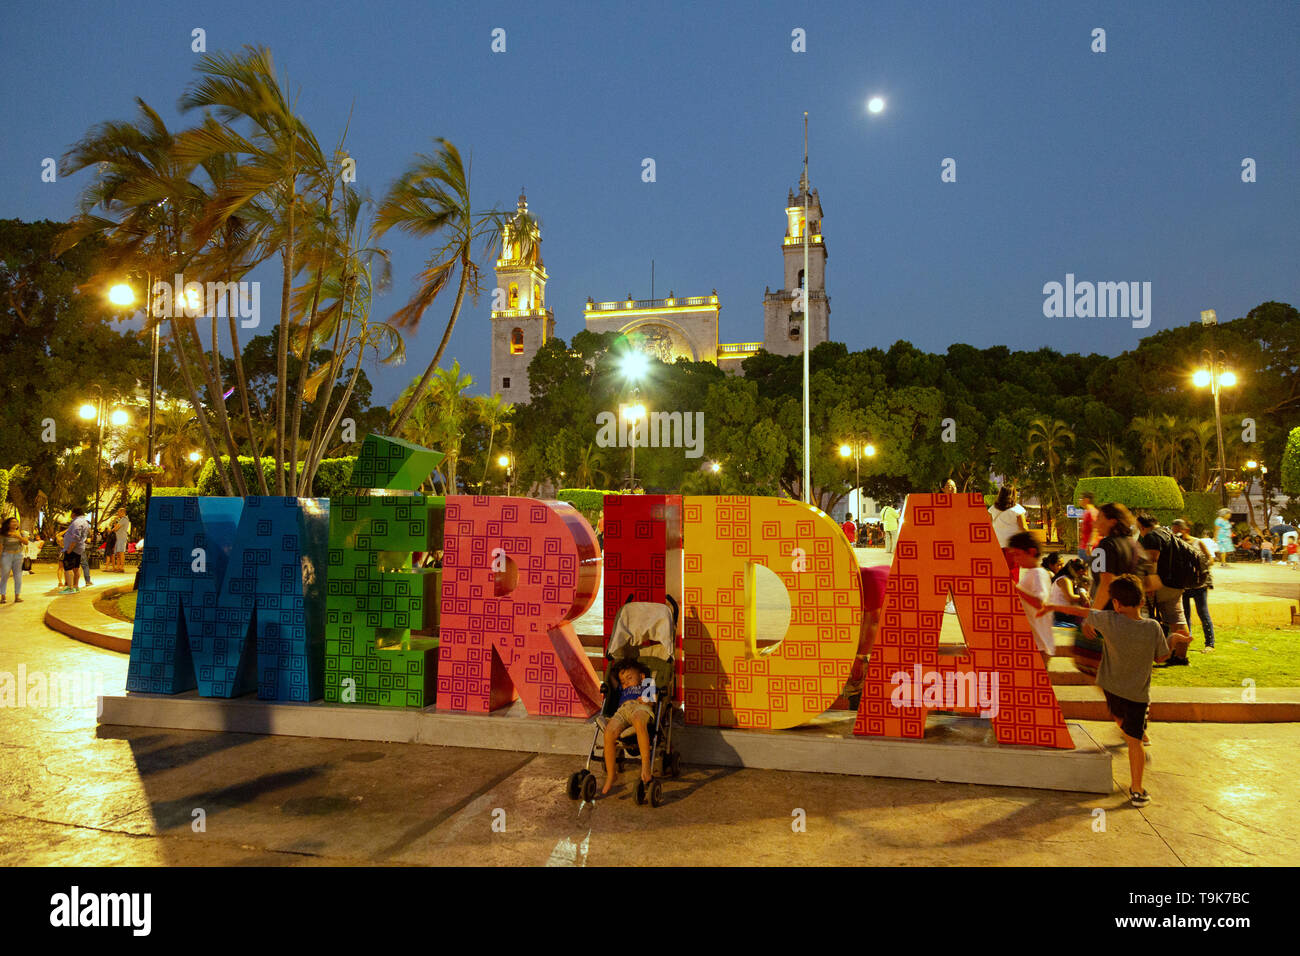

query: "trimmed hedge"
(126, 486), (198, 536)
(1073, 476), (1185, 526)
(1282, 426), (1300, 496)
(196, 456), (356, 498)
(557, 488), (621, 525)
(1180, 491), (1221, 537)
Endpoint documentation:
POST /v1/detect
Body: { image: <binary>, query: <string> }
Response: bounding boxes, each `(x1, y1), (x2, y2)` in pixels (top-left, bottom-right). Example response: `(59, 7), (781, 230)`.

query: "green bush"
(556, 488), (621, 525)
(196, 456), (356, 498)
(1180, 491), (1221, 537)
(126, 486), (198, 536)
(1073, 476), (1185, 526)
(1281, 426), (1300, 496)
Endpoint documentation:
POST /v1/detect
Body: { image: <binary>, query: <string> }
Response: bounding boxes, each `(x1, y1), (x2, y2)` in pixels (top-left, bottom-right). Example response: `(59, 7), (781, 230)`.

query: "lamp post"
(109, 278), (156, 527)
(621, 402), (646, 490)
(497, 454), (513, 497)
(838, 441), (876, 516)
(1194, 349), (1235, 506)
(79, 389), (129, 562)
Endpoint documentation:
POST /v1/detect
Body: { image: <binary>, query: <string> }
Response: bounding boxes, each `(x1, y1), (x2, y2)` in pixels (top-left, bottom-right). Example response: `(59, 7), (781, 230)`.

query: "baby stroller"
(565, 594), (682, 807)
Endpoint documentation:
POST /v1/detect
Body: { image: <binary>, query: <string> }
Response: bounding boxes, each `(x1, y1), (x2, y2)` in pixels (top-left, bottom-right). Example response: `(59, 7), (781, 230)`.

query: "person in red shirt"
(842, 514), (858, 544)
(1078, 492), (1099, 562)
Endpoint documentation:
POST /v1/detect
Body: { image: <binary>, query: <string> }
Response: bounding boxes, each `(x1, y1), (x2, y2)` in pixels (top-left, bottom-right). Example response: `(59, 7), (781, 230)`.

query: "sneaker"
(1130, 789), (1151, 808)
(58, 587), (75, 594)
(1203, 645), (1215, 653)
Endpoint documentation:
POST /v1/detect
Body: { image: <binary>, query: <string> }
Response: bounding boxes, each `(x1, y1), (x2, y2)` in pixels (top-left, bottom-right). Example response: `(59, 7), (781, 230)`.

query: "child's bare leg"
(632, 713), (652, 783)
(601, 718), (627, 794)
(1125, 733), (1145, 794)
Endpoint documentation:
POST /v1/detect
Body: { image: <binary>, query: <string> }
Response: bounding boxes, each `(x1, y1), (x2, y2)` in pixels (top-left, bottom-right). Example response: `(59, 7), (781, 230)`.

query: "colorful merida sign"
(126, 435), (1072, 749)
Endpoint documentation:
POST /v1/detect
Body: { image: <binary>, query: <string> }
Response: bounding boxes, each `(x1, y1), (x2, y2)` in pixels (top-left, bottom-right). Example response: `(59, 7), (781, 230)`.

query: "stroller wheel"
(668, 750), (682, 778)
(580, 772), (598, 802)
(634, 780), (647, 805)
(566, 771), (583, 800)
(649, 779), (664, 807)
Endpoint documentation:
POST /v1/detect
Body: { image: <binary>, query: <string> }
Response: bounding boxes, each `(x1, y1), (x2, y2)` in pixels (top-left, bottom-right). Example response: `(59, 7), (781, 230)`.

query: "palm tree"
(1130, 414), (1165, 475)
(1082, 436), (1131, 477)
(1027, 417), (1075, 535)
(375, 139), (520, 434)
(57, 98), (247, 495)
(574, 443), (609, 489)
(477, 395), (516, 491)
(176, 45), (329, 494)
(394, 362), (475, 494)
(1184, 419), (1216, 491)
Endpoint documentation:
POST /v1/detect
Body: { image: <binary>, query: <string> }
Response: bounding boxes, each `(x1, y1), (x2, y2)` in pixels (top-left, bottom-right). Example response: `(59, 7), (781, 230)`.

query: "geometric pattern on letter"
(853, 492), (1074, 749)
(682, 496), (861, 730)
(437, 496), (602, 717)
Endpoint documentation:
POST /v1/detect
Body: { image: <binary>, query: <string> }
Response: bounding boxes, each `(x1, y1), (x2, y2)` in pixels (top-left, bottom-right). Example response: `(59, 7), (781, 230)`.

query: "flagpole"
(802, 112), (811, 505)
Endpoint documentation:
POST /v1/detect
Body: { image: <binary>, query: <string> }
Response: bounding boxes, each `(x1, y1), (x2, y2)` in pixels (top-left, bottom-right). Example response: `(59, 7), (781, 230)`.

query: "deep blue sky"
(4, 0), (1297, 405)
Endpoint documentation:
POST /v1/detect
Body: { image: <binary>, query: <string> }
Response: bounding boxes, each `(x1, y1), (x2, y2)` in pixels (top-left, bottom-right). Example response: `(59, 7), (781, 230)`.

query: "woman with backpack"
(1174, 519), (1215, 653)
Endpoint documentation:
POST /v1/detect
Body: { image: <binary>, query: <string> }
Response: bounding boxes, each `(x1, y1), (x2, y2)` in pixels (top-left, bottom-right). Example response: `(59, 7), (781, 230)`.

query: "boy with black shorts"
(1046, 573), (1169, 806)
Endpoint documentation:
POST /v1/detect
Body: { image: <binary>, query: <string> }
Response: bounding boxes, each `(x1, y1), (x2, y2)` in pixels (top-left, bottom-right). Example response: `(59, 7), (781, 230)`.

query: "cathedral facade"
(490, 176), (830, 405)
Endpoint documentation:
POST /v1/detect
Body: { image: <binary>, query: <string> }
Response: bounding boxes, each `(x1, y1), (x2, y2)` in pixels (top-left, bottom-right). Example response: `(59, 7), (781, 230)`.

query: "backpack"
(1153, 527), (1210, 590)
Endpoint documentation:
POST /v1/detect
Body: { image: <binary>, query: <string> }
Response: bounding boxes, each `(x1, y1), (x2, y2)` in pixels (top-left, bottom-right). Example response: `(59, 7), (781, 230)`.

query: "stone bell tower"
(762, 172), (830, 356)
(490, 191), (554, 405)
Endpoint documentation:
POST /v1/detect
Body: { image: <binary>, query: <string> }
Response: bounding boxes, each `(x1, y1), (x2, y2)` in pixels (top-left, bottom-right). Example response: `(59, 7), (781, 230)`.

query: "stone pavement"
(2, 580), (1299, 866)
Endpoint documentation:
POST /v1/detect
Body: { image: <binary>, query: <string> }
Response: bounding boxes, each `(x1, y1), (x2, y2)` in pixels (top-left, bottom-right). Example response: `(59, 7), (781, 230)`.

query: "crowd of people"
(0, 506), (138, 602)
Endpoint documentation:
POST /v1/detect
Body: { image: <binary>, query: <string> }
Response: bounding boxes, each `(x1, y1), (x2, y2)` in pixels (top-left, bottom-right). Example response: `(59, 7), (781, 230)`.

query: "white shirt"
(1199, 536), (1218, 556)
(988, 504), (1026, 548)
(1016, 566), (1055, 655)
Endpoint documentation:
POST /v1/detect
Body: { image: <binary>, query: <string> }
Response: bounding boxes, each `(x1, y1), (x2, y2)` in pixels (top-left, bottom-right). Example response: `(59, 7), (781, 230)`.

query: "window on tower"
(502, 377), (511, 390)
(510, 328), (524, 354)
(508, 283), (519, 308)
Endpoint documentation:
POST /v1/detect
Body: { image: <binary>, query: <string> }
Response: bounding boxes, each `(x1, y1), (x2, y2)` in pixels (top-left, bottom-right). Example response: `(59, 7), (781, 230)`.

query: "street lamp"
(79, 386), (129, 562)
(621, 402), (646, 490)
(838, 441), (876, 515)
(497, 454), (513, 496)
(107, 279), (160, 529)
(1194, 348), (1235, 506)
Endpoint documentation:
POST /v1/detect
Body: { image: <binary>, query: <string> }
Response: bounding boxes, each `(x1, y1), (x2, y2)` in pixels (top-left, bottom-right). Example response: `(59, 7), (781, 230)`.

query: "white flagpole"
(802, 112), (811, 505)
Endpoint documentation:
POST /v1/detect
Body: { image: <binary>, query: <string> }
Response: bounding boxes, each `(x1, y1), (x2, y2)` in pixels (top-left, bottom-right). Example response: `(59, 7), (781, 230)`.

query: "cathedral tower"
(762, 173), (830, 356)
(490, 191), (554, 405)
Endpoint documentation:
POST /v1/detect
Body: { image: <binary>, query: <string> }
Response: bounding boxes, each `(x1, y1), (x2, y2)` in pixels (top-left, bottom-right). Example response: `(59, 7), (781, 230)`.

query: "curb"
(44, 584), (133, 654)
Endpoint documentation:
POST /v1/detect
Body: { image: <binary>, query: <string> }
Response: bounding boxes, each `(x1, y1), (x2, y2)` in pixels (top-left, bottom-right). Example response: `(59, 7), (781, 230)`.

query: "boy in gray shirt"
(1043, 573), (1169, 807)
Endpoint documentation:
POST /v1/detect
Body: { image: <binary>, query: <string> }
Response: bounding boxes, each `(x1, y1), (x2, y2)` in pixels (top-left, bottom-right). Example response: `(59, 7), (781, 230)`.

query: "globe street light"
(497, 454), (513, 496)
(839, 441), (876, 515)
(1195, 348), (1235, 506)
(107, 278), (160, 531)
(80, 386), (129, 561)
(621, 402), (646, 490)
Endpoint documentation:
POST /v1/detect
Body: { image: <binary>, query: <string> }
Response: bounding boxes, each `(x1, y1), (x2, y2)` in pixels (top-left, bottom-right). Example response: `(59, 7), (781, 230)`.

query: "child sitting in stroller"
(603, 660), (657, 793)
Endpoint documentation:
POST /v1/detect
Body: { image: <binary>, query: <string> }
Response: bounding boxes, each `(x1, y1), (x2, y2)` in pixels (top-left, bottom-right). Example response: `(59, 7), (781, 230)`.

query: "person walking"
(0, 517), (28, 603)
(107, 508), (130, 572)
(988, 486), (1029, 572)
(1174, 519), (1215, 653)
(1090, 502), (1140, 609)
(841, 513), (858, 544)
(1213, 509), (1233, 567)
(1136, 511), (1194, 665)
(1078, 492), (1100, 562)
(60, 507), (92, 593)
(881, 502), (900, 554)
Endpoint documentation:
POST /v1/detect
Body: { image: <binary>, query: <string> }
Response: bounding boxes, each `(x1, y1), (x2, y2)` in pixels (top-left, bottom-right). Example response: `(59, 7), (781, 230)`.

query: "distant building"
(489, 173), (832, 401)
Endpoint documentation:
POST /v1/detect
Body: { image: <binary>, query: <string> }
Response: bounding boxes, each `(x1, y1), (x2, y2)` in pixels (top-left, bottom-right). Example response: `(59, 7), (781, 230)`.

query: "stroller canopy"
(608, 601), (675, 661)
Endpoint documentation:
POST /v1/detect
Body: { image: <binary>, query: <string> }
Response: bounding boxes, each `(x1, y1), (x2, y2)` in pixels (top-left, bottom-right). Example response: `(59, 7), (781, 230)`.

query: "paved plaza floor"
(2, 574), (1297, 866)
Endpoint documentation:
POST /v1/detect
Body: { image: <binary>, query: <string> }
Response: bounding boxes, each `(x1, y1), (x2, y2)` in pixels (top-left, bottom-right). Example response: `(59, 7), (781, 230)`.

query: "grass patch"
(1151, 624), (1300, 687)
(93, 590), (137, 624)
